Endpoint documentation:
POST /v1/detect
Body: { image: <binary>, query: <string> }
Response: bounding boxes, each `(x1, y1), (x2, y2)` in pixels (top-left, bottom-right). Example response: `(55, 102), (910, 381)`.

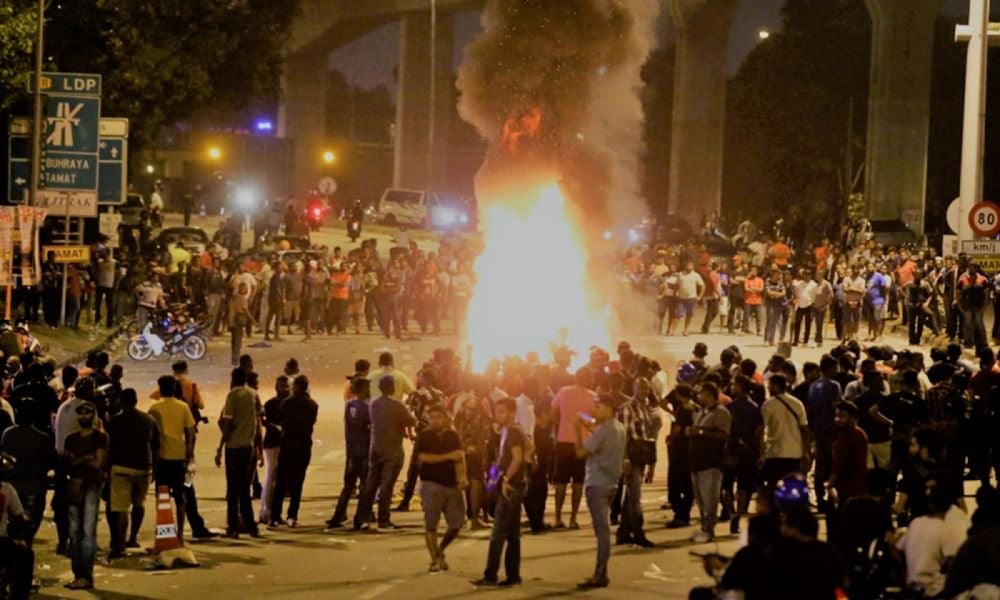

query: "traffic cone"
(152, 485), (183, 553)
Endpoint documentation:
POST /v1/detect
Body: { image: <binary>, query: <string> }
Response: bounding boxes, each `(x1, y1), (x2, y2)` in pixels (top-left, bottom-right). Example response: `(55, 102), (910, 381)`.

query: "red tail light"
(312, 208), (322, 218)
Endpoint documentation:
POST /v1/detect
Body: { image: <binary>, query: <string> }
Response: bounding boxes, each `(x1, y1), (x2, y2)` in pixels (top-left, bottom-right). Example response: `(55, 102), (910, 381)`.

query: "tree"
(0, 1), (36, 112)
(723, 0), (872, 241)
(3, 0), (298, 161)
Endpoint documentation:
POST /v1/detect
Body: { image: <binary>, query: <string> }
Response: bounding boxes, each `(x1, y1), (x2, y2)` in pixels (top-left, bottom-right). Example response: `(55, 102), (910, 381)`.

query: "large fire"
(463, 183), (611, 371)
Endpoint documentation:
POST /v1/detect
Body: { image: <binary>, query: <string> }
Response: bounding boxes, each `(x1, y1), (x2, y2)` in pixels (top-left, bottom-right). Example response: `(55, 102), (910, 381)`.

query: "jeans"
(667, 443), (692, 522)
(585, 486), (615, 581)
(94, 286), (114, 327)
(264, 301), (284, 339)
(701, 298), (719, 333)
(484, 487), (523, 581)
(378, 297), (401, 338)
(764, 302), (783, 343)
(225, 446), (258, 533)
(811, 307), (826, 344)
(69, 484), (101, 580)
(271, 447), (311, 521)
(743, 303), (762, 334)
(793, 306), (813, 343)
(524, 457), (550, 532)
(400, 450), (420, 507)
(66, 295), (81, 328)
(332, 455), (369, 523)
(618, 467), (645, 540)
(354, 454), (403, 527)
(813, 432), (835, 503)
(728, 297), (745, 333)
(962, 307), (987, 348)
(258, 447), (279, 523)
(13, 485), (46, 541)
(692, 468), (722, 534)
(326, 298), (347, 333)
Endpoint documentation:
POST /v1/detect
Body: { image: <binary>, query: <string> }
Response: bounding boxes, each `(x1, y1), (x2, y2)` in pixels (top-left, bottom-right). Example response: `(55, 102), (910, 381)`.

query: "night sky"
(329, 0), (977, 92)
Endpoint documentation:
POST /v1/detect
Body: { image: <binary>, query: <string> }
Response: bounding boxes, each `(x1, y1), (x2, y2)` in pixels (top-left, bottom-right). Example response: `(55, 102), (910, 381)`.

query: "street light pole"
(427, 0), (437, 193)
(29, 0), (45, 207)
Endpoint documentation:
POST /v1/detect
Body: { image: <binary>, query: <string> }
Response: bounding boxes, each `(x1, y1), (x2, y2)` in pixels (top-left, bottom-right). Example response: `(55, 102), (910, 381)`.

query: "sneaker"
(268, 520), (287, 529)
(499, 578), (522, 587)
(65, 579), (94, 590)
(392, 503), (410, 512)
(665, 519), (690, 529)
(375, 522), (398, 532)
(287, 518), (298, 528)
(325, 518), (345, 529)
(429, 562), (441, 573)
(191, 529), (219, 539)
(691, 530), (713, 544)
(471, 577), (499, 587)
(577, 577), (609, 589)
(125, 539), (141, 549)
(634, 537), (656, 548)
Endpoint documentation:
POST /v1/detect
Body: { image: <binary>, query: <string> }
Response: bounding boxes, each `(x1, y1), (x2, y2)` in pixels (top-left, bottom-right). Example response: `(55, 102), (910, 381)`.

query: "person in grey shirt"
(574, 393), (626, 589)
(352, 375), (416, 531)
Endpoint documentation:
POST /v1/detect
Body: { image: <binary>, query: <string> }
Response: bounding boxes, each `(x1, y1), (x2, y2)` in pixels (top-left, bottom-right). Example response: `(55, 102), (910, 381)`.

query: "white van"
(376, 188), (474, 231)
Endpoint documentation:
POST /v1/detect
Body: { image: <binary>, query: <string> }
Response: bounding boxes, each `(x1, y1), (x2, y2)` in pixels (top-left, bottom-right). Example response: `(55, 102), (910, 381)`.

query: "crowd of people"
(619, 234), (996, 351)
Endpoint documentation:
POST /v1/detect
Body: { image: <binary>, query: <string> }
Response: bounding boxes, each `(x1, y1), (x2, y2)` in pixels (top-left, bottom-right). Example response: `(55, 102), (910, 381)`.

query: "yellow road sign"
(42, 245), (90, 263)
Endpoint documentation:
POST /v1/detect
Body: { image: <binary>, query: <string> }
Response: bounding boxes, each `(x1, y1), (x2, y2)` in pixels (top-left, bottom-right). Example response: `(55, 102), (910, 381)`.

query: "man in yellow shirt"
(148, 375), (196, 541)
(371, 352), (415, 402)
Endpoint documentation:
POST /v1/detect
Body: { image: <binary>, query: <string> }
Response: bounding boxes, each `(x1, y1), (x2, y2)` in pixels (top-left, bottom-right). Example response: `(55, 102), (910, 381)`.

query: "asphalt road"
(28, 311), (860, 599)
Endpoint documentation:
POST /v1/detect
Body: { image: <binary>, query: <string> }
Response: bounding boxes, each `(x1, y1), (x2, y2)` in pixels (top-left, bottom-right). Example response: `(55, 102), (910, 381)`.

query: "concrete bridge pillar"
(667, 0), (739, 225)
(394, 11), (454, 191)
(279, 46), (329, 197)
(864, 0), (943, 234)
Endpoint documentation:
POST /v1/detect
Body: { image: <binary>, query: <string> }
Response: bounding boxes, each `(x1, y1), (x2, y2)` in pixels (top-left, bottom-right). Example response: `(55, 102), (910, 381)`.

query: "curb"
(56, 324), (128, 368)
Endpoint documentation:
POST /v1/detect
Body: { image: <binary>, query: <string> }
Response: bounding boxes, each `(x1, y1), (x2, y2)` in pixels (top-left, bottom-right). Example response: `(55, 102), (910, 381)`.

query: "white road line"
(455, 530), (491, 549)
(322, 449), (343, 462)
(355, 577), (405, 600)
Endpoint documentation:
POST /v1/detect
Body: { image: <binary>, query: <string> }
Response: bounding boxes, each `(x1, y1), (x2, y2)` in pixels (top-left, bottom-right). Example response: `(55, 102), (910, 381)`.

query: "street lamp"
(758, 29), (771, 40)
(145, 164), (155, 174)
(322, 150), (336, 164)
(208, 146), (222, 160)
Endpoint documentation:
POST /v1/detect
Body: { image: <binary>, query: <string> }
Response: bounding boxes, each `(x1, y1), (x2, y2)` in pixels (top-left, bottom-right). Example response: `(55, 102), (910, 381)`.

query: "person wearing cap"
(352, 375), (416, 531)
(327, 376), (371, 528)
(571, 393), (626, 589)
(829, 401), (868, 507)
(62, 400), (108, 590)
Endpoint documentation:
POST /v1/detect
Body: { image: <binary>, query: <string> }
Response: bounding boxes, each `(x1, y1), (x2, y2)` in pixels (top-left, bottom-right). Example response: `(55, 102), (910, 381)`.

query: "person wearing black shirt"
(854, 370), (894, 471)
(270, 376), (319, 527)
(327, 377), (372, 528)
(259, 376), (289, 525)
(524, 376), (554, 534)
(882, 371), (927, 481)
(9, 363), (59, 434)
(105, 389), (159, 557)
(473, 397), (526, 587)
(0, 399), (56, 542)
(665, 385), (697, 527)
(415, 404), (466, 572)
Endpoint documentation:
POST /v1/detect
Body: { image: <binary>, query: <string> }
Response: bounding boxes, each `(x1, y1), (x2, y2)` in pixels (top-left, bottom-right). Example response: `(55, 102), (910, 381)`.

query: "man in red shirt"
(326, 264), (351, 334)
(743, 266), (764, 336)
(830, 401), (868, 506)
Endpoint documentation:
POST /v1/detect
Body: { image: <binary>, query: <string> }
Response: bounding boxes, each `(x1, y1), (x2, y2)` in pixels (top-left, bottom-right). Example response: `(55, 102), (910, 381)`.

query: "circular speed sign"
(969, 202), (1000, 236)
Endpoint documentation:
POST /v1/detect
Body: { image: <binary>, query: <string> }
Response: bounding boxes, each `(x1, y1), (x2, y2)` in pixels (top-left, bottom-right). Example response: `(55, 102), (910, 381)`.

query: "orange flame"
(500, 107), (542, 152)
(464, 183), (610, 371)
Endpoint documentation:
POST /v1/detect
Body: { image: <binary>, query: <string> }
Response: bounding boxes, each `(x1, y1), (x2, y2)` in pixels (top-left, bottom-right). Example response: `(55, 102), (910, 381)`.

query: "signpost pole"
(957, 0), (991, 242)
(59, 202), (69, 326)
(28, 0), (44, 208)
(5, 207), (14, 321)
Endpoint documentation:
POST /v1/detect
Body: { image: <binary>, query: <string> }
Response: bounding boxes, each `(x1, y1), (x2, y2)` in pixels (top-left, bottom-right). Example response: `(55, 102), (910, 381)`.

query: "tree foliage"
(3, 0), (298, 156)
(723, 0), (872, 240)
(0, 1), (37, 112)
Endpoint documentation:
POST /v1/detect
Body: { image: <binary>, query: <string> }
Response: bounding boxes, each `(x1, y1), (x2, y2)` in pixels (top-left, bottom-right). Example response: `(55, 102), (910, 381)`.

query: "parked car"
(153, 227), (211, 255)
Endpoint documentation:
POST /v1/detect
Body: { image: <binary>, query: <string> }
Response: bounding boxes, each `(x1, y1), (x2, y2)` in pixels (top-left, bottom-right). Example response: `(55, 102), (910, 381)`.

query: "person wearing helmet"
(0, 320), (19, 364)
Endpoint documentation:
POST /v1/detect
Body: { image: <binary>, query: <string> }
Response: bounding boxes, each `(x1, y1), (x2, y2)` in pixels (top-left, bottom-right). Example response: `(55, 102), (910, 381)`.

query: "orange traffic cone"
(152, 485), (183, 553)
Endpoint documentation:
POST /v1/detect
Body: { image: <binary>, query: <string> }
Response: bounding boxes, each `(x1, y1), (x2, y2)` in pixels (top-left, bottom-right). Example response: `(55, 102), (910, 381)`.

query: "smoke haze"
(457, 0), (660, 235)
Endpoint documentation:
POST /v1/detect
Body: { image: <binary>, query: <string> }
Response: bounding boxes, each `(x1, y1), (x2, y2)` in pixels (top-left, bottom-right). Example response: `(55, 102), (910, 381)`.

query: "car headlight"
(435, 208), (458, 226)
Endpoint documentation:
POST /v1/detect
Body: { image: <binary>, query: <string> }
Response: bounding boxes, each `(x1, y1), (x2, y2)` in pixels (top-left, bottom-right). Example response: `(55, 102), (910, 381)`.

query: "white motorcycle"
(127, 321), (207, 361)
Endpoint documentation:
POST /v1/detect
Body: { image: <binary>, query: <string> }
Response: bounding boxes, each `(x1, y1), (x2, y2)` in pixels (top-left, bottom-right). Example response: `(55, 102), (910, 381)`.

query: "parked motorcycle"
(127, 320), (207, 361)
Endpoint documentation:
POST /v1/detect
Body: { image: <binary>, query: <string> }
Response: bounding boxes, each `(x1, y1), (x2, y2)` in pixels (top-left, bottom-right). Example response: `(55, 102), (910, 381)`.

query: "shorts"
(465, 451), (485, 481)
(553, 442), (585, 485)
(110, 465), (150, 512)
(155, 459), (186, 502)
(420, 480), (466, 531)
(675, 298), (697, 318)
(870, 303), (887, 322)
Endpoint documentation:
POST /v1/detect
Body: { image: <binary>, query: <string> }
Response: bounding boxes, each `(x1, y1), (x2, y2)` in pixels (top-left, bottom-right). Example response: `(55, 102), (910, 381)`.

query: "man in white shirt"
(792, 269), (815, 346)
(673, 261), (704, 337)
(760, 374), (810, 488)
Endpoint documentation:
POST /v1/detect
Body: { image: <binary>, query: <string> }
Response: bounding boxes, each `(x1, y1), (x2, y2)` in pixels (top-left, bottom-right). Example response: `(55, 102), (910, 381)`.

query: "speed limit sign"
(969, 202), (1000, 236)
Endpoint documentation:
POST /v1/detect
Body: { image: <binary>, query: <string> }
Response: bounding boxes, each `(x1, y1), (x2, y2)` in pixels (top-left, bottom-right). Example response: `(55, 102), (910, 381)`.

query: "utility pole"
(29, 0), (45, 207)
(427, 0), (437, 194)
(956, 0), (992, 242)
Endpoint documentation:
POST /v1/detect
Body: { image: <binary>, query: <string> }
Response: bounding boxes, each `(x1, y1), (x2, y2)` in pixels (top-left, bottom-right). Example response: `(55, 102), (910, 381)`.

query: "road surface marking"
(355, 577), (405, 600)
(323, 449), (343, 462)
